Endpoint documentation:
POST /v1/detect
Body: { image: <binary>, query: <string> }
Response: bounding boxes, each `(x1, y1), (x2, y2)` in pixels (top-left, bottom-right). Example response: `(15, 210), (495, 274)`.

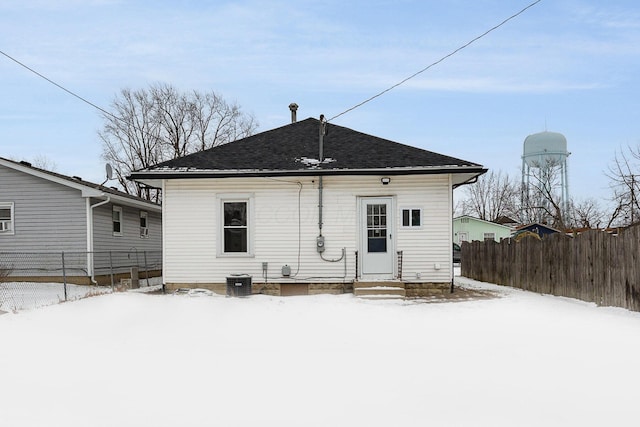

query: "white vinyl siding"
(162, 174), (453, 285)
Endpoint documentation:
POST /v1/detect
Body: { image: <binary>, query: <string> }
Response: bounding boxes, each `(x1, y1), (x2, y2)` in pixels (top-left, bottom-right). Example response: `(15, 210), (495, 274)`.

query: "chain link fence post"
(62, 251), (68, 302)
(144, 251), (149, 286)
(109, 251), (114, 291)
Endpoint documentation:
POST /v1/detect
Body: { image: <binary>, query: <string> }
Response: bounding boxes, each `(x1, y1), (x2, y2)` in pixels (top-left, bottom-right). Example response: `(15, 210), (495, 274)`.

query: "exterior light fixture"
(381, 177), (391, 185)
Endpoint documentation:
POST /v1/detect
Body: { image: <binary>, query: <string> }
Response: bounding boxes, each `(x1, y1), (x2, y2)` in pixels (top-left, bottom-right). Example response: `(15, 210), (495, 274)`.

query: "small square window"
(401, 208), (422, 228)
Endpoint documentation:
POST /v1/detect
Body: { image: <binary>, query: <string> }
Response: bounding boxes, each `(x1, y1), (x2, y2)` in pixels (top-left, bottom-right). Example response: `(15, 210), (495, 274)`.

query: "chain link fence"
(0, 250), (162, 312)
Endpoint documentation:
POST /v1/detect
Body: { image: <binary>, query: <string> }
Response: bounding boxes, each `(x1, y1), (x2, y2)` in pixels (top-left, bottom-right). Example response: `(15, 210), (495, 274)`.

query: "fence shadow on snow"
(0, 250), (162, 312)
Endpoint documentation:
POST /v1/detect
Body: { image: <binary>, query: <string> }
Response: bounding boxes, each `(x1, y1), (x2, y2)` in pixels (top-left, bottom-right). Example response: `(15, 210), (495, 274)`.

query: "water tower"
(521, 131), (570, 222)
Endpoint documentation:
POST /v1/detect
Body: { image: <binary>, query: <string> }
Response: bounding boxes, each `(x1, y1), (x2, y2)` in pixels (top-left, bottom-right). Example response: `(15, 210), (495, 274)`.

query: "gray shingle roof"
(130, 117), (484, 179)
(0, 156), (160, 210)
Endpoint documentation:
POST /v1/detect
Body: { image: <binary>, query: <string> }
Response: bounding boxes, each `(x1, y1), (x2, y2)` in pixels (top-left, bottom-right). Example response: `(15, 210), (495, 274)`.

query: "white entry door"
(359, 197), (394, 278)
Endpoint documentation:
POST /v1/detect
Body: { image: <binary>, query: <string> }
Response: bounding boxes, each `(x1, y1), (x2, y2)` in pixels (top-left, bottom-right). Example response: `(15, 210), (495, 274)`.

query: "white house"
(130, 116), (486, 296)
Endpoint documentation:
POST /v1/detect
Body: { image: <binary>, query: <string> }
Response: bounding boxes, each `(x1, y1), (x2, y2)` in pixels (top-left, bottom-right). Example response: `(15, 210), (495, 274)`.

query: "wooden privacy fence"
(461, 227), (640, 312)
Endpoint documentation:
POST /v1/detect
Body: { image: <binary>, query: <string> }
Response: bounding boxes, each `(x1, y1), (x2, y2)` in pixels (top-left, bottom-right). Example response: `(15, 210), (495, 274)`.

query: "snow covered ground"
(0, 282), (111, 312)
(0, 277), (162, 312)
(1, 275), (639, 426)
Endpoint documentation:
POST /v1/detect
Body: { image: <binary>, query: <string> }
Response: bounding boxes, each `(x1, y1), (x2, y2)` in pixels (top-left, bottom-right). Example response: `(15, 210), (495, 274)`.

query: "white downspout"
(161, 179), (166, 293)
(86, 195), (111, 284)
(449, 174), (454, 293)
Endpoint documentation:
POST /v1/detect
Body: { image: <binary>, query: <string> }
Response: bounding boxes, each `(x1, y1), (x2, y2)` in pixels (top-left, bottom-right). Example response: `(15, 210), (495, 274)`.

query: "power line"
(0, 49), (115, 119)
(2, 0), (542, 127)
(328, 0), (543, 122)
(1, 49), (171, 148)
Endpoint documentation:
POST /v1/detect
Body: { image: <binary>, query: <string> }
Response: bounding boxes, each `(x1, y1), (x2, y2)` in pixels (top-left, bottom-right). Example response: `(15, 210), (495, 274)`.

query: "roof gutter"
(129, 166), (487, 181)
(453, 174), (482, 189)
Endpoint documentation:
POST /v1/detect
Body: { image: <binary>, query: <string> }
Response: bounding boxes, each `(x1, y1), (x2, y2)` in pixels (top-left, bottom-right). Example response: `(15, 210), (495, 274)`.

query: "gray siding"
(1, 163), (162, 278)
(91, 201), (162, 275)
(92, 201), (162, 253)
(0, 165), (87, 252)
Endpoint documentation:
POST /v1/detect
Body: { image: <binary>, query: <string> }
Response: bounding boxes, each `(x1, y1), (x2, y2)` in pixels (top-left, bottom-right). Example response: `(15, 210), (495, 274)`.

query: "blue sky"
(1, 0), (640, 203)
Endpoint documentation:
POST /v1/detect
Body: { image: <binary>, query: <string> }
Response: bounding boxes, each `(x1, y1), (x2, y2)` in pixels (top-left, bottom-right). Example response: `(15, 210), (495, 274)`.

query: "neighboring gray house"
(0, 157), (161, 284)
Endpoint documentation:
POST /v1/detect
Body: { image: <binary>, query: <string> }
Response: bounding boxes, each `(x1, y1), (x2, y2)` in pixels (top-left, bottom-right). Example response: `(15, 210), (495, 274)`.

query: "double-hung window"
(140, 211), (149, 238)
(0, 202), (14, 234)
(112, 206), (123, 236)
(219, 195), (253, 256)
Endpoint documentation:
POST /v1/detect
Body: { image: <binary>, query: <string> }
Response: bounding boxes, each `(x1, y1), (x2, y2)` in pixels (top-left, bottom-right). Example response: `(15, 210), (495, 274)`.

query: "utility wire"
(328, 0), (543, 122)
(0, 49), (115, 119)
(2, 0), (542, 126)
(1, 48), (173, 149)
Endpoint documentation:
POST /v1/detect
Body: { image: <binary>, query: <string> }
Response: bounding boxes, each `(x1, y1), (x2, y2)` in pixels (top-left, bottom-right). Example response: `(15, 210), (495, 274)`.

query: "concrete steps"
(353, 282), (406, 298)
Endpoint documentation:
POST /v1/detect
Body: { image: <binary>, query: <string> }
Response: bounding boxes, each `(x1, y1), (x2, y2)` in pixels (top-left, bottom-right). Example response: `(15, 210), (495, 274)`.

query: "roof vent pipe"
(289, 103), (298, 123)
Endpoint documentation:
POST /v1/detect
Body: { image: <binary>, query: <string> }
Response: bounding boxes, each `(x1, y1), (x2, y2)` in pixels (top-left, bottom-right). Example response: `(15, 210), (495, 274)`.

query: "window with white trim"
(401, 208), (422, 228)
(140, 211), (149, 238)
(112, 206), (123, 236)
(223, 201), (248, 252)
(483, 232), (496, 241)
(0, 202), (14, 234)
(218, 195), (253, 256)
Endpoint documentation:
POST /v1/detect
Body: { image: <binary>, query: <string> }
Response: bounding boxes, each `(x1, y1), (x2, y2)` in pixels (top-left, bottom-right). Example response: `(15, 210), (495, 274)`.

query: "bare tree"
(458, 166), (582, 230)
(30, 155), (58, 172)
(458, 170), (519, 221)
(570, 198), (606, 229)
(100, 83), (258, 200)
(519, 158), (568, 229)
(100, 87), (163, 200)
(606, 145), (640, 226)
(191, 91), (257, 152)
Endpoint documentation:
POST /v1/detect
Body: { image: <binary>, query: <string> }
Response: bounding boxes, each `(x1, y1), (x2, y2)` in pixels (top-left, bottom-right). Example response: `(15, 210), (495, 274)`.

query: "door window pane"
(367, 204), (387, 253)
(368, 229), (387, 252)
